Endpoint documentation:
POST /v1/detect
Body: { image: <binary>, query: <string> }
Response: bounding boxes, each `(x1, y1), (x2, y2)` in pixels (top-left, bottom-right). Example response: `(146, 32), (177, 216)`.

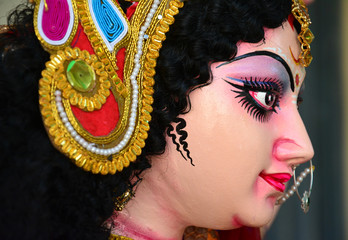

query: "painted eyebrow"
(216, 50), (295, 92)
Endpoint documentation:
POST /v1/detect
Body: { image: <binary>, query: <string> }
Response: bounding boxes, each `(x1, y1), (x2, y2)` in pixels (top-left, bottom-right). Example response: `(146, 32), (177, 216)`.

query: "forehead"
(235, 21), (305, 80)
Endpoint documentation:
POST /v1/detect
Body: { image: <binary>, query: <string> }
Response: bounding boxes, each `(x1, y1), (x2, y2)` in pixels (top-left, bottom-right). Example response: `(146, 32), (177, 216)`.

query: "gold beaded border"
(291, 0), (314, 67)
(75, 0), (129, 99)
(111, 0), (184, 172)
(33, 0), (79, 53)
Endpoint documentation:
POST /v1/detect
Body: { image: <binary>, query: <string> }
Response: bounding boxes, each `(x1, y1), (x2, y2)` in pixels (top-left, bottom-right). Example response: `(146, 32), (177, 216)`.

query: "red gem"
(296, 74), (300, 87)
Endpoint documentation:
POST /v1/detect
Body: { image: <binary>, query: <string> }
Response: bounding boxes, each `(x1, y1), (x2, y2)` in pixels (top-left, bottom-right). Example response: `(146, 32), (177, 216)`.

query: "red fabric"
(116, 48), (126, 82)
(219, 227), (261, 240)
(71, 92), (120, 137)
(69, 23), (122, 137)
(71, 23), (95, 55)
(126, 2), (138, 19)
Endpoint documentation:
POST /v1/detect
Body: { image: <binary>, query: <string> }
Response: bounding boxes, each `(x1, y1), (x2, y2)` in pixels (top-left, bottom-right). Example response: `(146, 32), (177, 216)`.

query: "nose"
(273, 111), (314, 166)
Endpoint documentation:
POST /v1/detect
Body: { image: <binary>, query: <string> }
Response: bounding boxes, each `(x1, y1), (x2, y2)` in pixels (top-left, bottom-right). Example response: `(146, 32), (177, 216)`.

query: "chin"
(238, 204), (276, 228)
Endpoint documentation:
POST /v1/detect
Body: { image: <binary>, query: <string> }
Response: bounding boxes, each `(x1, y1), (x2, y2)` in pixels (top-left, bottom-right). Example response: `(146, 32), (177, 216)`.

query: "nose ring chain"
(276, 159), (314, 213)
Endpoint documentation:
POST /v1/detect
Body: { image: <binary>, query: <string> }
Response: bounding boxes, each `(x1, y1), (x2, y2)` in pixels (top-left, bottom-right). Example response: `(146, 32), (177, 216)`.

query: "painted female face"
(146, 20), (314, 231)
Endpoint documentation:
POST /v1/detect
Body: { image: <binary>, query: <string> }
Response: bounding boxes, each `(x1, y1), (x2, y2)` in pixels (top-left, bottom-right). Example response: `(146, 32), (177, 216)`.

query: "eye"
(249, 91), (277, 110)
(224, 77), (283, 122)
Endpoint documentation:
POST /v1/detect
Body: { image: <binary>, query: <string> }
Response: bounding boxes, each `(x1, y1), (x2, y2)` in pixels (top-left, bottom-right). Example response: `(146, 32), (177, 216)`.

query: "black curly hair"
(0, 0), (294, 239)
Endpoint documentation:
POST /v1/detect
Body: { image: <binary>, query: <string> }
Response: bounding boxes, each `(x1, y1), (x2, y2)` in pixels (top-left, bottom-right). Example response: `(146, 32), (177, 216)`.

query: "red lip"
(259, 172), (291, 192)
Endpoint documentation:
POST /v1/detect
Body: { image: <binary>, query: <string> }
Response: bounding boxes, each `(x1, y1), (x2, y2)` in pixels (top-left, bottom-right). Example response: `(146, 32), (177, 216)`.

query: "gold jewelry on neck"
(109, 234), (133, 240)
(291, 0), (314, 67)
(115, 189), (134, 211)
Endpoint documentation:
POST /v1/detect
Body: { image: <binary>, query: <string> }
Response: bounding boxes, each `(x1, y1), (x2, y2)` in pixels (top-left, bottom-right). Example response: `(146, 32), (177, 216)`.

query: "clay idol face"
(162, 20), (314, 229)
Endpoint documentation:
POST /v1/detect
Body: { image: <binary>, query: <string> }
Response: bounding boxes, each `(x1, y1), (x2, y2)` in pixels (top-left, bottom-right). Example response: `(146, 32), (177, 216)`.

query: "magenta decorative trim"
(42, 0), (70, 41)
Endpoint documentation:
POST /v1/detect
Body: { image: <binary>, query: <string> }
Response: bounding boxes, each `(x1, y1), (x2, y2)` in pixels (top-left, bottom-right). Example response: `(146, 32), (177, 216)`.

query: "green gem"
(304, 52), (313, 66)
(66, 60), (96, 92)
(303, 29), (314, 44)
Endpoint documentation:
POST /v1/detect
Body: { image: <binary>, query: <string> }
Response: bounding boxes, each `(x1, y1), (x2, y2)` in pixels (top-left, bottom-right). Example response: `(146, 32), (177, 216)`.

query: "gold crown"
(291, 0), (314, 67)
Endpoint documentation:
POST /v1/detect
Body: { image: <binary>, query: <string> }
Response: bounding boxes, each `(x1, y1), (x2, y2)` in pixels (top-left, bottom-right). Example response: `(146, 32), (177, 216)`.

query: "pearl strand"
(54, 0), (161, 157)
(276, 167), (311, 205)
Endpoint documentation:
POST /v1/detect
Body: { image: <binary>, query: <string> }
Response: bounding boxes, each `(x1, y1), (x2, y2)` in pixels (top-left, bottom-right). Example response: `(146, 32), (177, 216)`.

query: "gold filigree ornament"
(291, 0), (314, 67)
(36, 0), (184, 175)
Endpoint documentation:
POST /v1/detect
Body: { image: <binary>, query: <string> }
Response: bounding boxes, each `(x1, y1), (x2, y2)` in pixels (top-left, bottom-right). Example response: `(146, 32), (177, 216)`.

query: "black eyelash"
(225, 77), (283, 122)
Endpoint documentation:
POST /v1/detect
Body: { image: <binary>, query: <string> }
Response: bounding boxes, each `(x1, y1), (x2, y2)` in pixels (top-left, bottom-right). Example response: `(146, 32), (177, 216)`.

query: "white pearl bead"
(145, 18), (151, 25)
(281, 197), (286, 202)
(289, 190), (294, 195)
(59, 111), (67, 118)
(61, 117), (68, 123)
(291, 185), (297, 191)
(298, 176), (303, 182)
(57, 105), (64, 113)
(295, 181), (300, 186)
(55, 90), (61, 96)
(130, 121), (135, 127)
(55, 96), (62, 102)
(102, 149), (108, 156)
(67, 125), (73, 133)
(86, 144), (92, 151)
(306, 168), (311, 173)
(301, 172), (307, 177)
(131, 80), (137, 86)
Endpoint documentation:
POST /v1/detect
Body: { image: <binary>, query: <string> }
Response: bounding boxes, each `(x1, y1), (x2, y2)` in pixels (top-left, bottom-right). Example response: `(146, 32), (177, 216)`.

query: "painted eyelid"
(225, 76), (284, 94)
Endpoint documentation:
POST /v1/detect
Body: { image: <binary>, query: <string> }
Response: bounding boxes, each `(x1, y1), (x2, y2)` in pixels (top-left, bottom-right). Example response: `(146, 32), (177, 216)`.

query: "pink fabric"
(42, 0), (70, 41)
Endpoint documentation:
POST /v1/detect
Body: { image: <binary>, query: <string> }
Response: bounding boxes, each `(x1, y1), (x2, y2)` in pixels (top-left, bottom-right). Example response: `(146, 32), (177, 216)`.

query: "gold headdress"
(34, 0), (183, 174)
(291, 0), (314, 67)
